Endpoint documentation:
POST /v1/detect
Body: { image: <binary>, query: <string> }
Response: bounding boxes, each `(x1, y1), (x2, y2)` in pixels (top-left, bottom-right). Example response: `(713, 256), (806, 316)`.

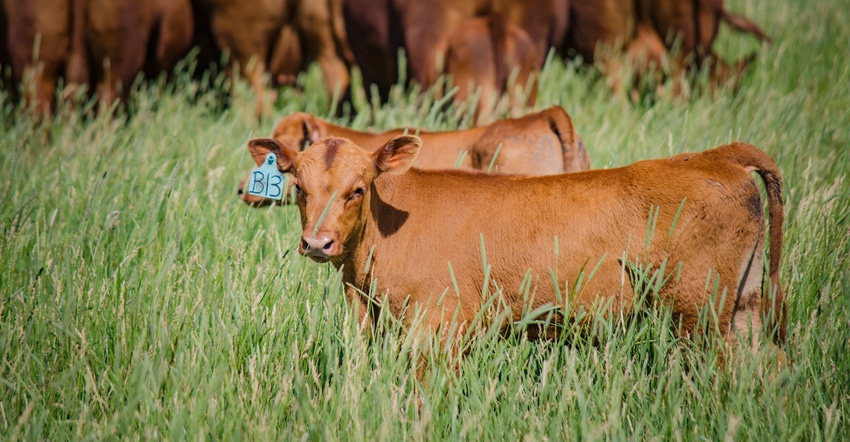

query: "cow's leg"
(727, 235), (765, 351)
(7, 1), (72, 118)
(18, 62), (60, 117)
(726, 234), (789, 367)
(623, 24), (672, 98)
(345, 285), (375, 338)
(63, 0), (89, 102)
(154, 0), (194, 74)
(238, 56), (272, 120)
(268, 24), (302, 86)
(297, 0), (350, 101)
(403, 295), (470, 385)
(707, 52), (755, 93)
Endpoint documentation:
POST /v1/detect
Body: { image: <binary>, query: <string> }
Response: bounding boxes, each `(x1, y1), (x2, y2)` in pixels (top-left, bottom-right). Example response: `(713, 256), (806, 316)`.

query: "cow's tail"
(545, 106), (589, 173)
(719, 8), (772, 43)
(487, 12), (507, 93)
(727, 142), (786, 344)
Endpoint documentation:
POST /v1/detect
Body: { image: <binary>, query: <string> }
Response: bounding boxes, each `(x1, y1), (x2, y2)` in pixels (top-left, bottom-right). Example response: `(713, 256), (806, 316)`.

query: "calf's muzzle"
(300, 235), (336, 262)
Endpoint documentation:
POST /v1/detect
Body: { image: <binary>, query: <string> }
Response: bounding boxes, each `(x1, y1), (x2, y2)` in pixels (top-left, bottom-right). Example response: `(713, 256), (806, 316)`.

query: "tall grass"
(1, 0), (848, 439)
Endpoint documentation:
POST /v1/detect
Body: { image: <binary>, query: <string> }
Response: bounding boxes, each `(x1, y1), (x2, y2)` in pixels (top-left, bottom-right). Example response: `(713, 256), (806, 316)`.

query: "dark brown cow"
(564, 0), (771, 94)
(73, 0), (194, 107)
(438, 14), (539, 124)
(342, 0), (490, 98)
(2, 0), (75, 115)
(238, 107), (589, 205)
(647, 0), (771, 59)
(645, 0), (771, 87)
(247, 136), (788, 366)
(0, 2), (9, 86)
(195, 0), (353, 117)
(1, 0), (193, 113)
(497, 0), (569, 66)
(342, 0), (562, 101)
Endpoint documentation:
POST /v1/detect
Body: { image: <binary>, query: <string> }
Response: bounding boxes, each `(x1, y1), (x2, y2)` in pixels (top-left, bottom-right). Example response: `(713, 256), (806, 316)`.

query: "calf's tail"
(727, 142), (786, 344)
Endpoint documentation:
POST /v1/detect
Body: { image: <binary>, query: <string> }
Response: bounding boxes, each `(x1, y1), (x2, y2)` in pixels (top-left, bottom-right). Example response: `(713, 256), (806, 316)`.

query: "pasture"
(1, 0), (848, 439)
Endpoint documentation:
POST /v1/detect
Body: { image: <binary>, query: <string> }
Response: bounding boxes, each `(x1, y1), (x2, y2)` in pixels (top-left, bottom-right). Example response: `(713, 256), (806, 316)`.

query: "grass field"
(1, 0), (849, 439)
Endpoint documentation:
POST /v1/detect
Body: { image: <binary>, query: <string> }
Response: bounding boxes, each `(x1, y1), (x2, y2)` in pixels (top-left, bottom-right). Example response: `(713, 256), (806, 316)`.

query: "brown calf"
(238, 107), (589, 205)
(248, 135), (787, 359)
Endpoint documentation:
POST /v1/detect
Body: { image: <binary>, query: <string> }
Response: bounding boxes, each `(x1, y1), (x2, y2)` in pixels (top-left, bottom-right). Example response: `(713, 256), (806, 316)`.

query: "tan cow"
(247, 135), (787, 363)
(237, 107), (589, 205)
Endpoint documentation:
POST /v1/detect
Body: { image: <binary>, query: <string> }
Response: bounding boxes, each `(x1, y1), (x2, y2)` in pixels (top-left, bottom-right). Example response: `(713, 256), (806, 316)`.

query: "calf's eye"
(294, 184), (302, 194)
(348, 187), (365, 201)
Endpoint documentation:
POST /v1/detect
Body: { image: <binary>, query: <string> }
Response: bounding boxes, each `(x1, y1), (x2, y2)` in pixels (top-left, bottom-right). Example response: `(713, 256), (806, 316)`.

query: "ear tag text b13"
(247, 153), (286, 200)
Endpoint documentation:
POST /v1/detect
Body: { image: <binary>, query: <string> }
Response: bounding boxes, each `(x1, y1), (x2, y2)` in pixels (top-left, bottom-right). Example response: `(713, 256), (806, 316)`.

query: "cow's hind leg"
(727, 233), (764, 351)
(726, 233), (788, 367)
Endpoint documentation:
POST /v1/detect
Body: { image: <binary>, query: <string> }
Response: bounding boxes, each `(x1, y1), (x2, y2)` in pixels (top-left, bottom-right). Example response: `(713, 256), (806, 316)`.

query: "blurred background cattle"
(191, 0), (353, 118)
(0, 0), (770, 120)
(1, 0), (193, 116)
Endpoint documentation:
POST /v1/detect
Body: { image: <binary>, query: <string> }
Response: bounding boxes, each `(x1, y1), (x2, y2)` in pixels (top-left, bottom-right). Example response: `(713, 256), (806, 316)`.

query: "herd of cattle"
(1, 0), (770, 119)
(2, 0), (787, 365)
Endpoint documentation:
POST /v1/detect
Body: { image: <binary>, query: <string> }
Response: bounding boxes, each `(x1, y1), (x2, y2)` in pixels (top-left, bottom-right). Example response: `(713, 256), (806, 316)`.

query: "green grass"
(1, 0), (849, 439)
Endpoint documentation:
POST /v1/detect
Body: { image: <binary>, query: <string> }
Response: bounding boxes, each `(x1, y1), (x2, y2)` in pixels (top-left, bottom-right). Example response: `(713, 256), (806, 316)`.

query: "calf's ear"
(373, 135), (422, 175)
(303, 115), (321, 144)
(248, 137), (298, 173)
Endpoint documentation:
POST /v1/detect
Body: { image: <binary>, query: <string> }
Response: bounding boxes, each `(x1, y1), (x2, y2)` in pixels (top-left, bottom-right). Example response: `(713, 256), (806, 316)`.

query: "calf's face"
(248, 136), (421, 263)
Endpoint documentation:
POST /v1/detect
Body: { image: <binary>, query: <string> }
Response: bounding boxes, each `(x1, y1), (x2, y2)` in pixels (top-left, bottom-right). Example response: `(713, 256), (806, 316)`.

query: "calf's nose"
(301, 235), (334, 257)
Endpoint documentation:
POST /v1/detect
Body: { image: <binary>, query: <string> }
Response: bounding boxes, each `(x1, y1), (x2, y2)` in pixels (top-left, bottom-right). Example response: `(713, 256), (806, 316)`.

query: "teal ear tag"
(247, 153), (286, 200)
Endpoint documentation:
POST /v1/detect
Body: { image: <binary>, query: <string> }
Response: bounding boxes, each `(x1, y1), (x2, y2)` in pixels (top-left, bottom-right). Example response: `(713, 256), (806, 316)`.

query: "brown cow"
(2, 0), (75, 116)
(0, 2), (9, 86)
(342, 0), (562, 102)
(1, 0), (193, 114)
(437, 14), (539, 124)
(247, 135), (787, 370)
(74, 0), (194, 107)
(565, 0), (771, 95)
(195, 0), (354, 117)
(645, 0), (772, 88)
(497, 0), (569, 67)
(238, 107), (589, 205)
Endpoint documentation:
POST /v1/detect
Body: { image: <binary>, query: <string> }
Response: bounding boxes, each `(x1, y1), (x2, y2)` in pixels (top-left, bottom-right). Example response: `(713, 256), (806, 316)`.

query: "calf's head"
(270, 112), (324, 151)
(237, 113), (326, 206)
(248, 136), (422, 263)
